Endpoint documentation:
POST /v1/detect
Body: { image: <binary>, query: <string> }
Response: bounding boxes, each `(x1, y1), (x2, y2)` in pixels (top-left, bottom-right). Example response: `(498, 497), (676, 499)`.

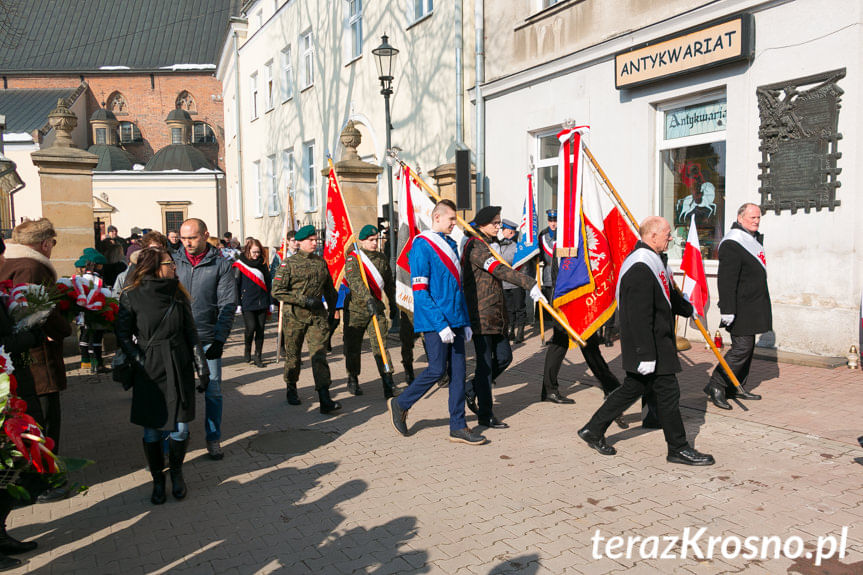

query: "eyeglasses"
(491, 221), (502, 227)
(160, 261), (176, 267)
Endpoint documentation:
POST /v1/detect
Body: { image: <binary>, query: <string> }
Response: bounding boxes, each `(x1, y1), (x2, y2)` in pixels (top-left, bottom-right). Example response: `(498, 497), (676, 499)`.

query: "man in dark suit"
(704, 203), (770, 409)
(577, 216), (714, 466)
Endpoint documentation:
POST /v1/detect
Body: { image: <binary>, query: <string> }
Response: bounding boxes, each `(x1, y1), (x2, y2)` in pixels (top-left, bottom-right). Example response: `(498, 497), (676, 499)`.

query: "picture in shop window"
(661, 142), (725, 259)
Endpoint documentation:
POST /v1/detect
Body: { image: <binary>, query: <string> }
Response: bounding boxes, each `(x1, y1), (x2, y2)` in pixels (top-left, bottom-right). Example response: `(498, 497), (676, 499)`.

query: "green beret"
(74, 257), (88, 268)
(295, 225), (316, 241)
(90, 252), (107, 265)
(83, 247), (100, 256)
(358, 224), (378, 240)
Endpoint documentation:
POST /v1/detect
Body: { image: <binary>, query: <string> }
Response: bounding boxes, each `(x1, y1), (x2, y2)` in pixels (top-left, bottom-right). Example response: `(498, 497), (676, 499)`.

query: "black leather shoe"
(449, 427), (488, 445)
(0, 532), (37, 555)
(703, 384), (731, 410)
(545, 393), (575, 405)
(465, 396), (479, 415)
(577, 427), (616, 456)
(614, 415), (629, 429)
(731, 387), (761, 400)
(478, 417), (509, 429)
(388, 398), (409, 436)
(667, 447), (715, 466)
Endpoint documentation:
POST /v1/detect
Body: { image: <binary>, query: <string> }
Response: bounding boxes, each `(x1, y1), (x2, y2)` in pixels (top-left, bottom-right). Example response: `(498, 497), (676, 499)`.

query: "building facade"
(481, 0), (862, 356)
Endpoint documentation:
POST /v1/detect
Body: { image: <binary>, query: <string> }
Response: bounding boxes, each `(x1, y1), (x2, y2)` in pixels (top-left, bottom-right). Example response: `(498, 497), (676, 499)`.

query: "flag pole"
(329, 158), (392, 373)
(583, 145), (741, 389)
(389, 150), (585, 346)
(537, 265), (545, 344)
(276, 184), (294, 363)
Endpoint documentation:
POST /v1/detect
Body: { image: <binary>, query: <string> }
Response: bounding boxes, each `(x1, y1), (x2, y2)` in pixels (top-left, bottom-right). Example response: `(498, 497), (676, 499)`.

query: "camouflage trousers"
(282, 314), (331, 391)
(343, 309), (392, 378)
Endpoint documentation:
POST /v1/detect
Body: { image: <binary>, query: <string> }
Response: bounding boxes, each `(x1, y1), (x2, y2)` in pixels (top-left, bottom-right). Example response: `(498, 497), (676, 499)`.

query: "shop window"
(657, 96), (727, 260)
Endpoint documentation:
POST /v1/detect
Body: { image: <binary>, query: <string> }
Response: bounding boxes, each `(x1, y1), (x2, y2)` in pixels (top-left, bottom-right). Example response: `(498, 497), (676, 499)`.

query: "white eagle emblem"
(586, 226), (606, 271)
(325, 209), (339, 251)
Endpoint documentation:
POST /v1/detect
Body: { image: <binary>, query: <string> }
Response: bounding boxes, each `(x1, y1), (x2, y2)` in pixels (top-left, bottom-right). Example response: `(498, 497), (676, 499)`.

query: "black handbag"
(113, 299), (176, 390)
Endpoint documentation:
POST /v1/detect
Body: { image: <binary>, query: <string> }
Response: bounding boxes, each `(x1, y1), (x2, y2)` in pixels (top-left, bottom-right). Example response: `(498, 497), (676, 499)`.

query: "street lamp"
(373, 34), (400, 330)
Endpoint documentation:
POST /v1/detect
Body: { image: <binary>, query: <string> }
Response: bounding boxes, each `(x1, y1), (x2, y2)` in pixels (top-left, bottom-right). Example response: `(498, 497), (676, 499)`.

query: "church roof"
(0, 0), (242, 73)
(144, 144), (212, 172)
(0, 86), (83, 134)
(88, 145), (134, 171)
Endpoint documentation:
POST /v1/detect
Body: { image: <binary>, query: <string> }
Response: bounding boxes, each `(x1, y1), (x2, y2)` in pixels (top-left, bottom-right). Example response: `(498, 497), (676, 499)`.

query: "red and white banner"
(680, 214), (709, 317)
(324, 161), (354, 289)
(232, 260), (267, 292)
(351, 249), (384, 300)
(556, 125), (590, 252)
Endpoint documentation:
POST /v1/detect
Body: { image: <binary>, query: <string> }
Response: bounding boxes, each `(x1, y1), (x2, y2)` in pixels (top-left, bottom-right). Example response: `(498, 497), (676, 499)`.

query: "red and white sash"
(417, 230), (461, 287)
(720, 228), (767, 271)
(233, 260), (267, 291)
(616, 247), (672, 309)
(541, 232), (555, 259)
(351, 249), (385, 300)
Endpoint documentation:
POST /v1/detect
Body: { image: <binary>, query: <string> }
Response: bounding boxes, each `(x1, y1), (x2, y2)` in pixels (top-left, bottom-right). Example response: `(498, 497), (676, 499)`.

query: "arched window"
(176, 91), (197, 114)
(192, 122), (216, 144)
(119, 121), (143, 143)
(106, 91), (128, 115)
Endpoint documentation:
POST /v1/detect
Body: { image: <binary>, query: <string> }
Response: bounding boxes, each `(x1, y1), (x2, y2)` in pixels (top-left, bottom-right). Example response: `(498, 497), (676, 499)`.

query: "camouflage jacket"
(462, 232), (536, 334)
(344, 247), (394, 325)
(271, 250), (337, 324)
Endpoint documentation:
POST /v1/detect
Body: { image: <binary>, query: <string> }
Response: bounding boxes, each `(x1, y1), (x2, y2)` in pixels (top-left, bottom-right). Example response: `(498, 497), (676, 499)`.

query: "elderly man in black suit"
(577, 216), (714, 466)
(704, 203), (770, 409)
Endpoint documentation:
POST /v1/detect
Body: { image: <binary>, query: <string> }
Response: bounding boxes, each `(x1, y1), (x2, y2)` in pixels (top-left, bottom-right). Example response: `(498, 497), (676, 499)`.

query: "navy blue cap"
(501, 219), (517, 231)
(546, 209), (557, 220)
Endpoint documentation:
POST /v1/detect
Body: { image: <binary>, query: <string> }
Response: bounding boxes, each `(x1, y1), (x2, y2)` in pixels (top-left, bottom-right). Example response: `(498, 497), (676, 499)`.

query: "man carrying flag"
(704, 203), (769, 410)
(343, 224), (396, 399)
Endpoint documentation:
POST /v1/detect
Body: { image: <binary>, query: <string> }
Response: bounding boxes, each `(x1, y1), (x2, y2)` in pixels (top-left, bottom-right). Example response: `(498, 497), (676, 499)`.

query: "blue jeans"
(143, 421), (189, 443)
(203, 342), (223, 442)
(472, 334), (513, 420)
(397, 328), (467, 431)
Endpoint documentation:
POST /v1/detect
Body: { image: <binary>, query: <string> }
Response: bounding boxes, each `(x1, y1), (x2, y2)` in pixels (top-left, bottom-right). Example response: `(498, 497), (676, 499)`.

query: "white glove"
(269, 304), (276, 313)
(439, 327), (455, 344)
(529, 284), (548, 304)
(720, 314), (735, 327)
(637, 361), (656, 375)
(235, 305), (242, 315)
(463, 326), (473, 342)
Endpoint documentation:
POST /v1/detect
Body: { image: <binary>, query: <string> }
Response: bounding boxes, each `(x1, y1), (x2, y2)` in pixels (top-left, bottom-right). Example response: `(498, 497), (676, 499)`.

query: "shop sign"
(665, 100), (727, 140)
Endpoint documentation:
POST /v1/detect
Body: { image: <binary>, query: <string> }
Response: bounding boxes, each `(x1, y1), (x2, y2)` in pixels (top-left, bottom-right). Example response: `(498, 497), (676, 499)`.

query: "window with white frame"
(534, 131), (562, 230)
(412, 0), (433, 21)
(249, 72), (259, 119)
(303, 142), (316, 211)
(253, 160), (263, 217)
(280, 46), (293, 101)
(540, 0), (562, 9)
(301, 31), (314, 89)
(657, 94), (727, 260)
(265, 60), (274, 110)
(347, 0), (362, 60)
(266, 154), (279, 215)
(282, 148), (295, 194)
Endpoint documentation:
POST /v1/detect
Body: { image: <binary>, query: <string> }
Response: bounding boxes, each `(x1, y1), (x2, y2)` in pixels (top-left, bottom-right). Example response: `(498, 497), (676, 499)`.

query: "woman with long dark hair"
(115, 247), (209, 505)
(233, 238), (271, 367)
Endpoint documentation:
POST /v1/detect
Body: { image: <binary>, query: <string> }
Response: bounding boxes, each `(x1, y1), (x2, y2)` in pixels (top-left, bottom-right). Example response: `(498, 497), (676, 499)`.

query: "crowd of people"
(0, 199), (773, 568)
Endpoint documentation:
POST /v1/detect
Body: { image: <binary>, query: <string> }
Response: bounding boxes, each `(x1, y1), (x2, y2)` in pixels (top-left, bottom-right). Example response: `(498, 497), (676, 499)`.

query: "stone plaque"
(757, 69), (844, 214)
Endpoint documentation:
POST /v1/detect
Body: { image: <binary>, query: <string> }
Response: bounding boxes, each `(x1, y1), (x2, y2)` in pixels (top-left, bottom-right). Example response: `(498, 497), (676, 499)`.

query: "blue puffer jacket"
(410, 232), (470, 333)
(174, 245), (237, 345)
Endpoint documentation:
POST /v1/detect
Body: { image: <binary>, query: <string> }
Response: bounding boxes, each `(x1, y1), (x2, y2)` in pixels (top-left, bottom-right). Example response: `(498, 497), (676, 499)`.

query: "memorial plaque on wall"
(756, 68), (844, 214)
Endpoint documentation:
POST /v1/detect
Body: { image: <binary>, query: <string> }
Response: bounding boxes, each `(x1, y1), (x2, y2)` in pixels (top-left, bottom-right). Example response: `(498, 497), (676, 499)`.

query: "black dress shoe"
(478, 417), (509, 429)
(577, 427), (616, 456)
(0, 532), (37, 555)
(667, 447), (715, 466)
(703, 384), (731, 410)
(545, 393), (575, 405)
(614, 415), (629, 429)
(730, 387), (761, 400)
(465, 396), (479, 415)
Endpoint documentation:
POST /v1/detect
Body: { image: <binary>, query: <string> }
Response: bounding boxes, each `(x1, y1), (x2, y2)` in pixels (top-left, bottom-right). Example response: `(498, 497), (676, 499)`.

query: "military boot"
(318, 388), (342, 415)
(347, 374), (362, 396)
(285, 381), (301, 405)
(403, 363), (415, 386)
(516, 325), (525, 343)
(375, 356), (396, 399)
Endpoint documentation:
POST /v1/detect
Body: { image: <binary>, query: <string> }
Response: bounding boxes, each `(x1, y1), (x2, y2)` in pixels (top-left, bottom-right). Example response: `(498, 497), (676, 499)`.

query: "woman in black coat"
(115, 247), (209, 505)
(233, 238), (271, 367)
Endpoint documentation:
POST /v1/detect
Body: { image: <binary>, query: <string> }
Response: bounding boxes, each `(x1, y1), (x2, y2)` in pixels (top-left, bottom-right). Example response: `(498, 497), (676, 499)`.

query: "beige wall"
(92, 172), (222, 237)
(219, 0), (477, 249)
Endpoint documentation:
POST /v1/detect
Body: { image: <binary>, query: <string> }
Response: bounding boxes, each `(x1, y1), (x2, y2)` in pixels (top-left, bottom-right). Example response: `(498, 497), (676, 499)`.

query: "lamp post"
(373, 34), (399, 330)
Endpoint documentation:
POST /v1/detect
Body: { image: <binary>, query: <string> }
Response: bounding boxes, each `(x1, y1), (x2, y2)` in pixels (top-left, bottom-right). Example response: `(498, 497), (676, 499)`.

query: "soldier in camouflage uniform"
(271, 225), (342, 414)
(343, 225), (396, 398)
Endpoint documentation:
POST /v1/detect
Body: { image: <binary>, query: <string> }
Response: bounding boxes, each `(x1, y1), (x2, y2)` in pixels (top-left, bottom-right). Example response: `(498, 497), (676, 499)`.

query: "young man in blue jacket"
(388, 200), (487, 445)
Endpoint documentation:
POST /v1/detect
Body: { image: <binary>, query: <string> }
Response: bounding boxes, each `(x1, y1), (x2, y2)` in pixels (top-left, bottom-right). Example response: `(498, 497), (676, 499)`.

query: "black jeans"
(242, 309), (267, 357)
(39, 392), (61, 454)
(585, 372), (689, 453)
(503, 288), (526, 329)
(708, 334), (756, 392)
(470, 334), (513, 420)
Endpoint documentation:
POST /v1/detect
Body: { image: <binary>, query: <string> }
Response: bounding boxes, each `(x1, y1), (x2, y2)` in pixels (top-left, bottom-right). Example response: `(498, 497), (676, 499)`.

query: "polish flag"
(680, 214), (708, 317)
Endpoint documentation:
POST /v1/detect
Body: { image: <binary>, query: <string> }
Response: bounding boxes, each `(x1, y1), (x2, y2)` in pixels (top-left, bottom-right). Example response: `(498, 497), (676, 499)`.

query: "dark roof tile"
(0, 87), (81, 133)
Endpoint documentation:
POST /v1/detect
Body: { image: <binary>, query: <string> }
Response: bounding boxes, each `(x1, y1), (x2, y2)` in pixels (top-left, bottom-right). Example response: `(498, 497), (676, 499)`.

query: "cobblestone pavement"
(5, 320), (863, 574)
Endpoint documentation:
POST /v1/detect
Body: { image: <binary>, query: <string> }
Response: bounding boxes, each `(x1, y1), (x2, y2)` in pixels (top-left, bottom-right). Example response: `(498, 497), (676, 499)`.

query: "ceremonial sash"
(616, 247), (672, 309)
(541, 233), (555, 259)
(233, 260), (267, 291)
(720, 228), (767, 271)
(417, 230), (461, 287)
(351, 250), (385, 300)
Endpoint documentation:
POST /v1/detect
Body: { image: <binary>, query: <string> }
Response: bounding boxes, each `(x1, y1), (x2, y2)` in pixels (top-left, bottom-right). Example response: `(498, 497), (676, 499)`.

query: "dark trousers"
(503, 288), (526, 330)
(39, 392), (61, 453)
(396, 329), (467, 431)
(242, 309), (267, 357)
(585, 372), (689, 453)
(543, 329), (621, 395)
(399, 312), (419, 370)
(470, 334), (513, 420)
(708, 334), (756, 392)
